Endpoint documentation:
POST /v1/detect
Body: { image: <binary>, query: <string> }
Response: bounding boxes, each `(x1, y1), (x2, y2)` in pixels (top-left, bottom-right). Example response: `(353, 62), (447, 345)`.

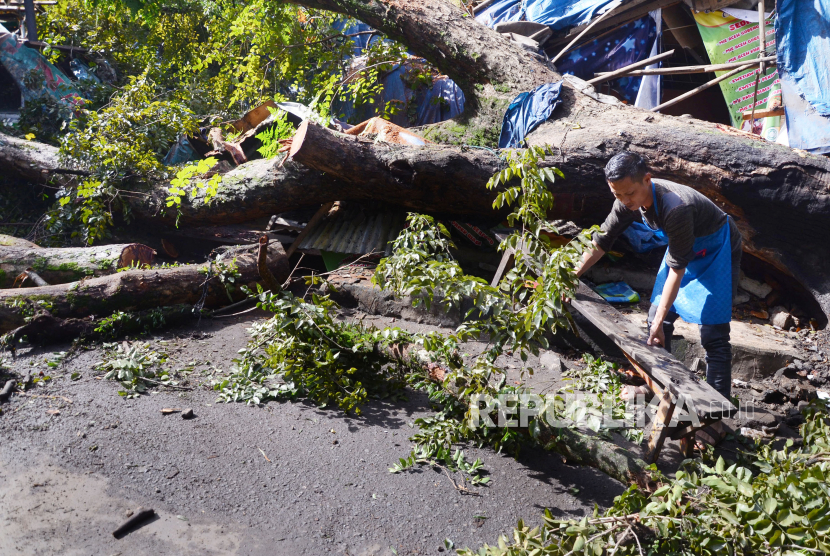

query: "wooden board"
(570, 282), (737, 420)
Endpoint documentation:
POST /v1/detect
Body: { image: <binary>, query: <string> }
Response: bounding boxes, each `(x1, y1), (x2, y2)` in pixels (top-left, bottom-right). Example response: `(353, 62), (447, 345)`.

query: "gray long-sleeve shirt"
(593, 179), (741, 279)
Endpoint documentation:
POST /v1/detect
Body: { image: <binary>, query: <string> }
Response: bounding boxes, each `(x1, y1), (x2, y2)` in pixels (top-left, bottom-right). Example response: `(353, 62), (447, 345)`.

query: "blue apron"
(647, 182), (733, 325)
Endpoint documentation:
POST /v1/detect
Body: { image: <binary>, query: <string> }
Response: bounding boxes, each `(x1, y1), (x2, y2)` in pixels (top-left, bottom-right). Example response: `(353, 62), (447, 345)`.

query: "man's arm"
(647, 266), (685, 347)
(575, 240), (606, 278)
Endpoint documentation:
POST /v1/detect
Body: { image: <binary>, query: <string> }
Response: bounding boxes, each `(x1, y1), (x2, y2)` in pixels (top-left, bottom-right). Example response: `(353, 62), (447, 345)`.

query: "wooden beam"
(651, 63), (753, 112)
(23, 0), (37, 41)
(645, 388), (677, 463)
(593, 55), (776, 77)
(749, 0), (766, 123)
(23, 40), (91, 53)
(569, 282), (737, 421)
(587, 49), (675, 85)
(742, 107), (785, 121)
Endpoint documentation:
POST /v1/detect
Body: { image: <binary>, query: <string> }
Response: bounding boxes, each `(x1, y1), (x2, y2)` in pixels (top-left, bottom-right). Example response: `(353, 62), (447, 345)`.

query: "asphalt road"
(0, 312), (625, 556)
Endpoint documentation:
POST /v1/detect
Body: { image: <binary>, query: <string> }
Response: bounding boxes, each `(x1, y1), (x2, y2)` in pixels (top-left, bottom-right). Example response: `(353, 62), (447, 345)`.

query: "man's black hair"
(604, 151), (648, 182)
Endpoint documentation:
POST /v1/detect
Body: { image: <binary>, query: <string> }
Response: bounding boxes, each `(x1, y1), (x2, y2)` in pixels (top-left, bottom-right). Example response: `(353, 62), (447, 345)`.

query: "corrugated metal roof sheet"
(296, 205), (405, 255)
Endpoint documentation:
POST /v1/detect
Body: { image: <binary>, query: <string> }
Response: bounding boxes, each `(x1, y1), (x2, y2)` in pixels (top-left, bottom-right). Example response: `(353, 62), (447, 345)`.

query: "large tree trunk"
(0, 243), (156, 288)
(0, 242), (289, 334)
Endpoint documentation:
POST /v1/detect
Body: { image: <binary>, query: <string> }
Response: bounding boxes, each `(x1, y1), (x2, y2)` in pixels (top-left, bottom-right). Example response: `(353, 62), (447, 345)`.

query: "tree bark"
(0, 243), (290, 334)
(0, 243), (156, 288)
(1, 305), (196, 347)
(0, 133), (82, 185)
(288, 120), (503, 216)
(530, 419), (653, 490)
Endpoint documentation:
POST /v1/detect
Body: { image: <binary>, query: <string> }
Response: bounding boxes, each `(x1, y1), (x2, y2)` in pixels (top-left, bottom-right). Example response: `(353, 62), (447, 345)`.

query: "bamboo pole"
(551, 0), (622, 65)
(749, 0), (766, 123)
(650, 64), (753, 112)
(593, 55), (776, 77)
(587, 49), (675, 85)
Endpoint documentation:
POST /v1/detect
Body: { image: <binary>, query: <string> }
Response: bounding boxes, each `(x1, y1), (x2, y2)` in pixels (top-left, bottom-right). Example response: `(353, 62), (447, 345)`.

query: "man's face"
(607, 173), (652, 211)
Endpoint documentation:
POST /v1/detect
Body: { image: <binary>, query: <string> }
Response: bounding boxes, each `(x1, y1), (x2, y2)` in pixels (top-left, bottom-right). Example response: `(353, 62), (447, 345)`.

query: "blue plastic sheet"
(595, 282), (640, 303)
(162, 136), (199, 166)
(475, 0), (522, 28)
(556, 14), (658, 104)
(415, 76), (466, 125)
(523, 0), (620, 31)
(334, 61), (465, 127)
(621, 221), (667, 253)
(332, 20), (385, 56)
(776, 0), (830, 154)
(498, 81), (562, 148)
(476, 0), (618, 31)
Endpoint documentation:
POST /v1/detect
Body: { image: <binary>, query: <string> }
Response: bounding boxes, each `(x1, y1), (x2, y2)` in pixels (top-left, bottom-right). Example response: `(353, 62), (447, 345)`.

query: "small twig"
(782, 545), (823, 554)
(609, 524), (632, 555)
(632, 527), (644, 556)
(258, 447), (272, 462)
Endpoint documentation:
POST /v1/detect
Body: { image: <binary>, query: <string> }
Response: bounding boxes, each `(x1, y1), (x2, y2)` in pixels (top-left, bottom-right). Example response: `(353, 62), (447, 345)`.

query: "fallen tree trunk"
(530, 420), (653, 489)
(1, 305), (196, 347)
(0, 133), (83, 185)
(0, 243), (156, 288)
(0, 242), (290, 334)
(288, 120), (503, 216)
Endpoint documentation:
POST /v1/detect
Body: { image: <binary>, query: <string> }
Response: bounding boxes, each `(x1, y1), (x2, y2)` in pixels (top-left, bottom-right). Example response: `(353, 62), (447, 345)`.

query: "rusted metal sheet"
(296, 204), (405, 256)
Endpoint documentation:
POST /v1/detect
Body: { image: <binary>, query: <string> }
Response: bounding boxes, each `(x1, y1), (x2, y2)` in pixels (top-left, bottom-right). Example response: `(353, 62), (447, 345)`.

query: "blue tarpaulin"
(332, 20), (465, 126)
(776, 0), (830, 154)
(621, 221), (667, 253)
(476, 0), (523, 28)
(332, 20), (385, 55)
(524, 0), (620, 31)
(476, 0), (619, 31)
(498, 81), (562, 148)
(556, 13), (658, 104)
(334, 61), (465, 127)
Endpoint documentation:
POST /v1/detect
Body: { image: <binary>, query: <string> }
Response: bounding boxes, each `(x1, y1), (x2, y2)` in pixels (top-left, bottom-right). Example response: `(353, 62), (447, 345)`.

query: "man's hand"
(647, 320), (665, 347)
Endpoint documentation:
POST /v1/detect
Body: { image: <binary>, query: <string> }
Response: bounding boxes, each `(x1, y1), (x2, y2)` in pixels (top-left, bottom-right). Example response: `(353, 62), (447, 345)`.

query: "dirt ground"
(1, 310), (629, 556)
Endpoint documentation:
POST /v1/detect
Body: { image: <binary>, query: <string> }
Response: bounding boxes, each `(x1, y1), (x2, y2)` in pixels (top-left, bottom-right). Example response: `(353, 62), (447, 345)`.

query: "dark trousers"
(648, 304), (732, 400)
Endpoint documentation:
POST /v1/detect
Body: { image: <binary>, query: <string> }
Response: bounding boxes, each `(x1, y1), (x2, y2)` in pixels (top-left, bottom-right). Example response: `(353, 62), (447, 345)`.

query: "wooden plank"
(587, 50), (675, 85)
(742, 107), (785, 121)
(570, 282), (737, 420)
(651, 64), (753, 112)
(593, 56), (776, 77)
(645, 388), (676, 463)
(490, 247), (515, 287)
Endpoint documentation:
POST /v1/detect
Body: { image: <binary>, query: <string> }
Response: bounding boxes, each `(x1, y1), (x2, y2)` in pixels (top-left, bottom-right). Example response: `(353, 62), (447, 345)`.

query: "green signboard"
(694, 10), (783, 140)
